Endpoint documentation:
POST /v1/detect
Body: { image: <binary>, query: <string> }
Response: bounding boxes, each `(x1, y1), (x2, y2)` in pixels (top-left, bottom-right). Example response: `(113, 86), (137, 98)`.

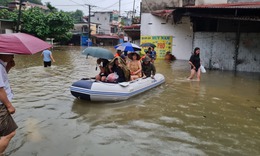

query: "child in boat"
(95, 58), (109, 82)
(142, 56), (156, 79)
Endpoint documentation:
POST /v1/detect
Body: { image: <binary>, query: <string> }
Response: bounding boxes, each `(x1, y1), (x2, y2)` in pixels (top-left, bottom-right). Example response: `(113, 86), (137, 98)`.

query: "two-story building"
(90, 11), (120, 46)
(91, 11), (119, 35)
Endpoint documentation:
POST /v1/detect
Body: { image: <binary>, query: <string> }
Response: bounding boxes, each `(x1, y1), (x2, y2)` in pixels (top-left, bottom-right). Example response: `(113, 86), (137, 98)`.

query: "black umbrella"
(140, 43), (156, 48)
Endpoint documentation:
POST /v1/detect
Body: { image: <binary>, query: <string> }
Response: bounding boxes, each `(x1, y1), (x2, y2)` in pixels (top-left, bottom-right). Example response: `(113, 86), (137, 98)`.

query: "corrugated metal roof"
(186, 2), (260, 9)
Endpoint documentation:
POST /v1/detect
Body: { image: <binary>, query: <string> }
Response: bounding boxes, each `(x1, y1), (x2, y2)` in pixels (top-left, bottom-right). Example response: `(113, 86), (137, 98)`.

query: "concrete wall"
(194, 32), (260, 72)
(141, 13), (193, 60)
(194, 32), (236, 70)
(238, 33), (260, 72)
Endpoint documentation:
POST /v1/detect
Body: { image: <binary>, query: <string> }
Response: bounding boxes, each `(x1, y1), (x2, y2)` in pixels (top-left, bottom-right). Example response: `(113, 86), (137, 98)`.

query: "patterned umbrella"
(140, 42), (156, 48)
(114, 42), (141, 52)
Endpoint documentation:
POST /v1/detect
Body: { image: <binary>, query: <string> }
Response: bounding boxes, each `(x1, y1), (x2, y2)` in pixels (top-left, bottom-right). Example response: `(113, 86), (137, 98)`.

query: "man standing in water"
(0, 54), (17, 154)
(41, 48), (55, 67)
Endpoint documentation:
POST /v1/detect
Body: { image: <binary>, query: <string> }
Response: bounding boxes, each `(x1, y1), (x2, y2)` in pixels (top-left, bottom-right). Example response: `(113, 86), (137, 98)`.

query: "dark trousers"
(44, 61), (51, 67)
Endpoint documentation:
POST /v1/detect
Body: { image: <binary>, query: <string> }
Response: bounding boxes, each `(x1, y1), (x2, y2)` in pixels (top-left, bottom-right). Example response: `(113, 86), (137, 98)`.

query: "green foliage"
(29, 0), (42, 5)
(67, 9), (84, 23)
(45, 2), (57, 12)
(21, 7), (49, 39)
(0, 2), (75, 43)
(46, 11), (74, 41)
(0, 0), (12, 6)
(20, 8), (74, 42)
(0, 9), (18, 21)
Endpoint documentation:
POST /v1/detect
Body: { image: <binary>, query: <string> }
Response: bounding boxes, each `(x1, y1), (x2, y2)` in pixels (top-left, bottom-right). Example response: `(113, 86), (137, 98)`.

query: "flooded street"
(5, 46), (260, 156)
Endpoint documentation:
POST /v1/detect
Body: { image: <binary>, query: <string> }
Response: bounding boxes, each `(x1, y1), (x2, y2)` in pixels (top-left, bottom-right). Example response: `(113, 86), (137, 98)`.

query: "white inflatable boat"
(70, 73), (165, 101)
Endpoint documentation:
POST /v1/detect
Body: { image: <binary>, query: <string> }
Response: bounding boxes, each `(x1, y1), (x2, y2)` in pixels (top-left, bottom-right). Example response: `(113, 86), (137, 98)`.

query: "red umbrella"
(0, 33), (52, 55)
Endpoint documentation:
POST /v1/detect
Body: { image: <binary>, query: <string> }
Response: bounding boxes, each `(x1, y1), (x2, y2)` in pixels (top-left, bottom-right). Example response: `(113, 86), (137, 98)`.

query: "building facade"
(91, 11), (119, 35)
(141, 0), (260, 72)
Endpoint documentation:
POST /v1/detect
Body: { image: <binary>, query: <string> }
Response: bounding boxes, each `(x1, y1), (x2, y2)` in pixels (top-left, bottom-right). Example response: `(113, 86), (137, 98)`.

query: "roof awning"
(92, 34), (119, 39)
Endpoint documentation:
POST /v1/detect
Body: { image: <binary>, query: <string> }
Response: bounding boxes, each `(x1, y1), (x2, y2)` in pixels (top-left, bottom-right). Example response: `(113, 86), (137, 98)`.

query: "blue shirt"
(0, 60), (13, 104)
(150, 50), (156, 59)
(42, 50), (52, 62)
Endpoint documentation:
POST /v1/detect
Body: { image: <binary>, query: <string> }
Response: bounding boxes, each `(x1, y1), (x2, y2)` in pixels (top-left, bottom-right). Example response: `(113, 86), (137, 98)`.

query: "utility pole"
(85, 4), (95, 46)
(119, 0), (121, 16)
(88, 4), (91, 42)
(132, 0), (136, 24)
(16, 0), (23, 32)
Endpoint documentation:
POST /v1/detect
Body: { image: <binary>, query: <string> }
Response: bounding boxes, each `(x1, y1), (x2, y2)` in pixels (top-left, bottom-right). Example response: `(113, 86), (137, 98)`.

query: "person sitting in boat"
(127, 52), (142, 81)
(142, 56), (156, 79)
(95, 58), (109, 82)
(107, 57), (130, 83)
(114, 49), (124, 58)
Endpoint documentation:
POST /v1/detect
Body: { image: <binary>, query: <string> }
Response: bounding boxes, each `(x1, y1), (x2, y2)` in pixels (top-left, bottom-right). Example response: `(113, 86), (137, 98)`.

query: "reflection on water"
(5, 46), (260, 156)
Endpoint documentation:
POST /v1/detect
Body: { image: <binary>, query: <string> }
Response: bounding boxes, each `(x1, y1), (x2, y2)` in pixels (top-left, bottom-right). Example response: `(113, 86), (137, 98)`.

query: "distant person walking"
(150, 47), (157, 63)
(41, 48), (55, 67)
(187, 47), (201, 81)
(0, 54), (17, 154)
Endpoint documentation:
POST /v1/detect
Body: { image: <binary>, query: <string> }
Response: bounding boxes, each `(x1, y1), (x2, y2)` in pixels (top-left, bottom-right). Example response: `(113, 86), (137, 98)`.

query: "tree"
(21, 7), (74, 42)
(0, 3), (74, 43)
(46, 11), (74, 42)
(45, 2), (57, 12)
(0, 9), (17, 20)
(28, 0), (42, 5)
(67, 9), (84, 23)
(21, 7), (49, 39)
(0, 0), (12, 6)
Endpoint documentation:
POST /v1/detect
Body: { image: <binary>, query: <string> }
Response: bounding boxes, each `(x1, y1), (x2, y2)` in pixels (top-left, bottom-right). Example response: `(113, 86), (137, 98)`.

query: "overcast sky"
(42, 0), (142, 16)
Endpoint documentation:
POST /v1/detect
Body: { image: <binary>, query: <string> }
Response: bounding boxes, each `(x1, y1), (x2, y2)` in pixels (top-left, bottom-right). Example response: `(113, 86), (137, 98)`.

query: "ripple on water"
(159, 116), (184, 124)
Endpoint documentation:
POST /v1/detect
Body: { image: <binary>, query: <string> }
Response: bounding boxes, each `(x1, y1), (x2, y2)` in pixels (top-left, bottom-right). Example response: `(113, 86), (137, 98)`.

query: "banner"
(140, 36), (172, 59)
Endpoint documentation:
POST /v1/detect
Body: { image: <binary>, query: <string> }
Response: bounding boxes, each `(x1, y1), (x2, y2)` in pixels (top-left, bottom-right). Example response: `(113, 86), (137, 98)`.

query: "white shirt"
(0, 59), (13, 104)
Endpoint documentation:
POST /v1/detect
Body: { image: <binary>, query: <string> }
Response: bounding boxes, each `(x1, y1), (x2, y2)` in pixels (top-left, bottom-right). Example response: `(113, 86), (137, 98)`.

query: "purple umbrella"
(0, 33), (52, 55)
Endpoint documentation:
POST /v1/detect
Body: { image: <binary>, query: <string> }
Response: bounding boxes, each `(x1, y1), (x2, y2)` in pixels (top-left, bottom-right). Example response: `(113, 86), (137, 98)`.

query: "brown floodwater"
(4, 46), (260, 156)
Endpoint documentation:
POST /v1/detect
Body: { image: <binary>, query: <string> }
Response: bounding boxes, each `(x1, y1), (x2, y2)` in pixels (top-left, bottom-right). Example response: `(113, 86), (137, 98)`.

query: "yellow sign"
(140, 36), (172, 59)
